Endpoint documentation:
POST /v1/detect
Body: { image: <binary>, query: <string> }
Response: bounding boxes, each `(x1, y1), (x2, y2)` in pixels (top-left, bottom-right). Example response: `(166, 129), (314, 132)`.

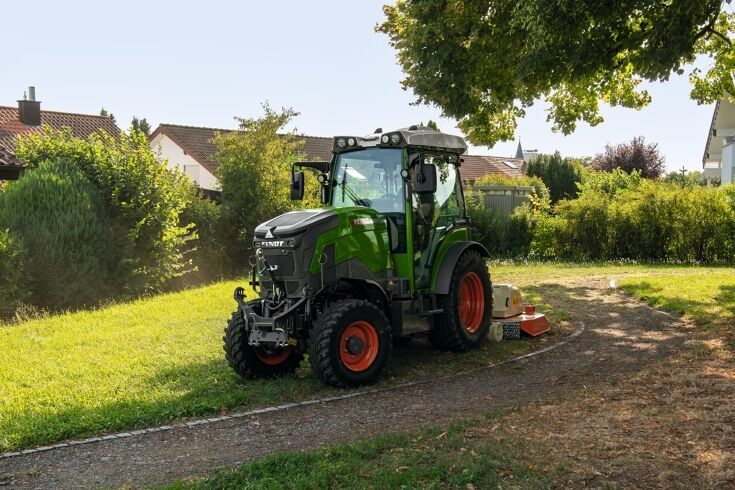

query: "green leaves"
(379, 0), (728, 145)
(0, 159), (113, 309)
(0, 228), (26, 316)
(13, 127), (195, 300)
(215, 104), (317, 258)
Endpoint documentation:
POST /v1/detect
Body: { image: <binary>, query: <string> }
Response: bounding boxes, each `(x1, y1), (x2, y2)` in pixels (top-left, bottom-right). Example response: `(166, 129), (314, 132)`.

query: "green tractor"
(224, 126), (492, 387)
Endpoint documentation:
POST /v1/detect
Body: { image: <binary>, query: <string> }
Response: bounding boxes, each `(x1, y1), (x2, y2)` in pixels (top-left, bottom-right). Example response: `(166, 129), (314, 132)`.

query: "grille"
(263, 252), (295, 278)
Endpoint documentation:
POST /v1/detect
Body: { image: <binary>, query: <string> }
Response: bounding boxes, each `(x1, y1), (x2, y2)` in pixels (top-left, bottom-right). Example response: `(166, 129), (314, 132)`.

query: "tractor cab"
(291, 126), (471, 293)
(226, 126), (494, 387)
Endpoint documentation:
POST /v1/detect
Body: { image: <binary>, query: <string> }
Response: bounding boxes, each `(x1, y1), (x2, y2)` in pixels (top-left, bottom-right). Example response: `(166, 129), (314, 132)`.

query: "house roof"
(150, 124), (334, 176)
(0, 105), (119, 153)
(151, 123), (525, 182)
(460, 155), (525, 181)
(0, 146), (22, 167)
(701, 98), (735, 167)
(0, 146), (23, 179)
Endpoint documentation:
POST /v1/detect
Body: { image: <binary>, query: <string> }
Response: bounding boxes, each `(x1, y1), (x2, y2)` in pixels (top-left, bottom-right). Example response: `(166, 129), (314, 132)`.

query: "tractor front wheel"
(309, 299), (391, 387)
(223, 311), (303, 378)
(429, 250), (492, 352)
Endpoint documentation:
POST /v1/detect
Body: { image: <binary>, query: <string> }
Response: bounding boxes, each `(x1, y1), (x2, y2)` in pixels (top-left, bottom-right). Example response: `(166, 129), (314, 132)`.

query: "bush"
(526, 152), (584, 202)
(577, 167), (643, 197)
(530, 181), (735, 263)
(175, 189), (232, 286)
(0, 159), (113, 309)
(466, 183), (540, 258)
(0, 228), (25, 317)
(216, 104), (321, 259)
(15, 128), (194, 293)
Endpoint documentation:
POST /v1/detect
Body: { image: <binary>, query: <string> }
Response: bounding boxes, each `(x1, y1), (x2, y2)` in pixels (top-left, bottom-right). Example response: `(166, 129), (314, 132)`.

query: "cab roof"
(332, 126), (468, 155)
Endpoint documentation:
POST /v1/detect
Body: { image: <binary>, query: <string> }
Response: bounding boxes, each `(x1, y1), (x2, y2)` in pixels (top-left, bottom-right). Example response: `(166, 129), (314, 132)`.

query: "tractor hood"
(252, 206), (392, 297)
(254, 209), (339, 239)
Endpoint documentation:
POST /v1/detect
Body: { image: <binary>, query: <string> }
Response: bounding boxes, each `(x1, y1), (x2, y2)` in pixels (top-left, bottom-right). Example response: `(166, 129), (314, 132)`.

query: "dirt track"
(0, 280), (690, 489)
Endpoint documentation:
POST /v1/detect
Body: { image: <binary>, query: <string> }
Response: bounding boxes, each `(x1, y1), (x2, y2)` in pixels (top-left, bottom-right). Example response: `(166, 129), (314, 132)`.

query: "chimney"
(17, 86), (41, 126)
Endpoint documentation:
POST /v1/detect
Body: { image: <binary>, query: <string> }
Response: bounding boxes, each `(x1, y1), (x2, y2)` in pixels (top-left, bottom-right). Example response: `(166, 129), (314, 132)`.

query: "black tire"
(223, 310), (303, 378)
(429, 250), (492, 352)
(309, 299), (392, 387)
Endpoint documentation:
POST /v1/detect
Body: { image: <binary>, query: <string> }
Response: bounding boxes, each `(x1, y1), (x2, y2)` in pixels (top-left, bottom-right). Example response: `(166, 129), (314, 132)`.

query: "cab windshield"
(331, 148), (405, 213)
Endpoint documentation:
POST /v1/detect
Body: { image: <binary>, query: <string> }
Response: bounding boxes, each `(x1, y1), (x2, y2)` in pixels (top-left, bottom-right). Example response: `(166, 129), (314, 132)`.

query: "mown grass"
(0, 279), (528, 453)
(165, 414), (562, 490)
(168, 267), (735, 489)
(3, 263), (731, 453)
(619, 271), (735, 332)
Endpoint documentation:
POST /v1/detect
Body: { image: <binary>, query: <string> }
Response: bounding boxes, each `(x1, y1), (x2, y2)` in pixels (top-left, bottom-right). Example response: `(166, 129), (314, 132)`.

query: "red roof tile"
(150, 124), (334, 176)
(0, 105), (119, 154)
(460, 155), (525, 182)
(0, 146), (22, 167)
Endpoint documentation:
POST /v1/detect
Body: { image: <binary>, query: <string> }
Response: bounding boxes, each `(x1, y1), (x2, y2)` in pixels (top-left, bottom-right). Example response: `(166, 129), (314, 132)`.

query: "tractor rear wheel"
(429, 250), (492, 352)
(223, 310), (303, 378)
(309, 299), (391, 387)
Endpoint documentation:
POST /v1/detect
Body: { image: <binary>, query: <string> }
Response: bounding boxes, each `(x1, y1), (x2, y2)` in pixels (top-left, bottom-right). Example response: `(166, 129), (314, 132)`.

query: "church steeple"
(514, 140), (524, 160)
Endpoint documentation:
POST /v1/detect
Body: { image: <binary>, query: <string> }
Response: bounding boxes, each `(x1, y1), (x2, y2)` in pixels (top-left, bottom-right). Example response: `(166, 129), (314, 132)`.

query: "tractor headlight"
(381, 135), (389, 144)
(347, 137), (356, 146)
(337, 138), (347, 149)
(390, 133), (401, 145)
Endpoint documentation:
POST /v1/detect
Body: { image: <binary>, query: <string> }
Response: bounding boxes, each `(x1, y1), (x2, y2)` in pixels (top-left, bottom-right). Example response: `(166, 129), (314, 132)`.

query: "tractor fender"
(432, 241), (490, 295)
(340, 277), (390, 313)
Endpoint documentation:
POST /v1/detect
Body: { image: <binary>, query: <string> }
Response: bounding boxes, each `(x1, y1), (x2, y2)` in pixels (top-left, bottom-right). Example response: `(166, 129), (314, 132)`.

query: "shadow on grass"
(620, 281), (735, 332)
(5, 280), (693, 454)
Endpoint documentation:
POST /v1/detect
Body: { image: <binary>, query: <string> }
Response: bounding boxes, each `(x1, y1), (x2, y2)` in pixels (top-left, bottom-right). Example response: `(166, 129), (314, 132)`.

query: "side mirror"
(413, 163), (437, 194)
(291, 171), (305, 200)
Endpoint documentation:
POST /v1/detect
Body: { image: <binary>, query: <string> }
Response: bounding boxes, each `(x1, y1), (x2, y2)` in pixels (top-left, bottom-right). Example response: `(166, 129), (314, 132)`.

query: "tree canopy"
(215, 104), (321, 256)
(592, 136), (665, 178)
(526, 152), (585, 202)
(131, 116), (151, 136)
(378, 0), (732, 146)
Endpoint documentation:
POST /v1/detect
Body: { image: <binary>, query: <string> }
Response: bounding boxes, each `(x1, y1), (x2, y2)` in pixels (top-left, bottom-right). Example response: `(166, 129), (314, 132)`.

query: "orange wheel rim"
(255, 347), (291, 366)
(458, 271), (485, 333)
(339, 321), (379, 372)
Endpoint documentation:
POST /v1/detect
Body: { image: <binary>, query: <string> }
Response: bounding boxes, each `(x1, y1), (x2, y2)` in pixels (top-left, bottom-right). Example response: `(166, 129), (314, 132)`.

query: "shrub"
(577, 167), (643, 197)
(215, 104), (320, 259)
(526, 152), (584, 202)
(175, 189), (232, 286)
(0, 159), (113, 309)
(0, 228), (26, 317)
(532, 181), (735, 263)
(466, 186), (538, 258)
(15, 128), (194, 293)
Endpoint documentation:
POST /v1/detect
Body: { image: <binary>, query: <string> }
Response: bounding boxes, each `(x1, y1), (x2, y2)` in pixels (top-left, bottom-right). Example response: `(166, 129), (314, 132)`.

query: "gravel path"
(0, 280), (690, 489)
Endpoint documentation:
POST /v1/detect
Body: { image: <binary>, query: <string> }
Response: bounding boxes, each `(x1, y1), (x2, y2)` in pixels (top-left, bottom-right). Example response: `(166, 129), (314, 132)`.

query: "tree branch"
(707, 26), (732, 46)
(695, 11), (731, 46)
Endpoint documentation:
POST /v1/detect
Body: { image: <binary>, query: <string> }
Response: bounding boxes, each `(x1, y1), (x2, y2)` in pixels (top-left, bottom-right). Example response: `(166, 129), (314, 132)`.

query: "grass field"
(619, 271), (735, 332)
(166, 267), (735, 489)
(164, 415), (561, 490)
(2, 263), (732, 453)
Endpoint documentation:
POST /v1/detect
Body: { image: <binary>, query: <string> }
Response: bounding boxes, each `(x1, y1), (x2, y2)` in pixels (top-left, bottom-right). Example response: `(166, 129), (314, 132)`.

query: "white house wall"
(722, 140), (735, 185)
(150, 133), (220, 191)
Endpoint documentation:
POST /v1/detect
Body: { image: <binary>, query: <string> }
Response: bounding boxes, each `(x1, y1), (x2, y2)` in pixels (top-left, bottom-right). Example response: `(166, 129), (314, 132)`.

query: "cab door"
(410, 154), (465, 289)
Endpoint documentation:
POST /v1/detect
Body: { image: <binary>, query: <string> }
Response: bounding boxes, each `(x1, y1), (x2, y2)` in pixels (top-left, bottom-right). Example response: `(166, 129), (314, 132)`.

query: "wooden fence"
(472, 184), (533, 215)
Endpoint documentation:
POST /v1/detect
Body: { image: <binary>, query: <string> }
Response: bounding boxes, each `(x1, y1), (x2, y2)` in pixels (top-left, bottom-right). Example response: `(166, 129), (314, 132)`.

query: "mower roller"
(224, 126), (546, 387)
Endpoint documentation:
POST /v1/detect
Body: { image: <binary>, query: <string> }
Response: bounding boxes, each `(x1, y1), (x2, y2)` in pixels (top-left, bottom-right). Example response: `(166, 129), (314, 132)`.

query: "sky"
(0, 1), (716, 172)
